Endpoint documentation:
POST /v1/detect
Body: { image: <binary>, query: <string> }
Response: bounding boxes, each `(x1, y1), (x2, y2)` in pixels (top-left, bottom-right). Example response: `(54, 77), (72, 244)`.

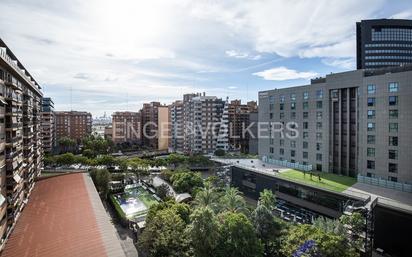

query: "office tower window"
(316, 122), (322, 130)
(316, 153), (322, 161)
(280, 95), (285, 102)
(291, 150), (296, 157)
(388, 176), (398, 182)
(291, 102), (296, 110)
(280, 112), (285, 119)
(316, 142), (322, 151)
(367, 84), (376, 94)
(269, 113), (273, 119)
(389, 150), (398, 160)
(291, 112), (296, 119)
(367, 147), (375, 157)
(316, 89), (324, 99)
(269, 103), (274, 110)
(367, 122), (375, 131)
(367, 110), (376, 119)
(303, 122), (308, 129)
(367, 97), (376, 106)
(388, 96), (398, 106)
(303, 141), (308, 149)
(269, 95), (275, 103)
(291, 93), (296, 101)
(280, 103), (284, 110)
(389, 163), (398, 173)
(303, 152), (308, 159)
(367, 160), (375, 169)
(316, 111), (322, 119)
(303, 112), (309, 119)
(270, 138), (274, 145)
(303, 92), (309, 100)
(389, 123), (398, 132)
(316, 164), (322, 171)
(389, 110), (398, 119)
(290, 141), (296, 148)
(389, 136), (398, 146)
(280, 148), (284, 155)
(367, 135), (376, 144)
(280, 139), (284, 146)
(316, 101), (323, 109)
(303, 132), (309, 139)
(331, 90), (339, 98)
(269, 147), (274, 153)
(303, 102), (309, 109)
(316, 132), (322, 140)
(388, 82), (399, 92)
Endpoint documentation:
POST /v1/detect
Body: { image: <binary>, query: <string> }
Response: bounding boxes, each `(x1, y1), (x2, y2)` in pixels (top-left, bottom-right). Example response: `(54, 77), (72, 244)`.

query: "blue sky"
(0, 0), (411, 117)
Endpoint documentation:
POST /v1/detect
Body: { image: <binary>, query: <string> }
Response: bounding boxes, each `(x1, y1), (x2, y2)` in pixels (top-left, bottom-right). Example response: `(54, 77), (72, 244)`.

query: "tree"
(217, 211), (263, 257)
(187, 207), (220, 257)
(312, 216), (346, 236)
(156, 184), (171, 200)
(214, 149), (225, 157)
(89, 169), (110, 198)
(55, 153), (76, 166)
(281, 224), (359, 257)
(220, 187), (247, 213)
(139, 208), (191, 257)
(166, 154), (188, 167)
(96, 155), (116, 166)
(82, 149), (95, 158)
(58, 137), (76, 153)
(193, 182), (220, 211)
(171, 171), (204, 193)
(340, 212), (365, 249)
(258, 189), (276, 210)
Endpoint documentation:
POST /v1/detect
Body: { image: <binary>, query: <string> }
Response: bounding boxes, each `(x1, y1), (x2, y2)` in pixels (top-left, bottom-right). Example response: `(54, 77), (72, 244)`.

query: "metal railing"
(357, 174), (412, 193)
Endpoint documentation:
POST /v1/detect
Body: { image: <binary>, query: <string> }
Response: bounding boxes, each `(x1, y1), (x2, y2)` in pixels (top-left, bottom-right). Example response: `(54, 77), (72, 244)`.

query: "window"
(316, 132), (322, 140)
(290, 141), (296, 148)
(279, 148), (284, 155)
(316, 143), (322, 151)
(280, 95), (285, 102)
(316, 164), (322, 171)
(388, 96), (398, 106)
(303, 92), (309, 100)
(367, 122), (375, 131)
(389, 163), (398, 173)
(270, 147), (274, 153)
(367, 84), (376, 94)
(269, 113), (273, 119)
(316, 89), (324, 99)
(367, 148), (375, 157)
(367, 97), (375, 107)
(303, 141), (308, 149)
(269, 95), (275, 103)
(316, 154), (322, 161)
(280, 113), (285, 119)
(280, 139), (284, 146)
(291, 102), (296, 110)
(367, 135), (376, 144)
(367, 110), (375, 119)
(389, 110), (398, 119)
(303, 132), (309, 139)
(388, 176), (397, 182)
(389, 136), (398, 146)
(269, 103), (274, 110)
(331, 90), (339, 98)
(389, 150), (398, 160)
(303, 152), (308, 159)
(367, 160), (375, 169)
(303, 102), (309, 109)
(389, 123), (398, 133)
(388, 82), (399, 92)
(316, 111), (322, 119)
(303, 122), (308, 129)
(291, 93), (296, 101)
(316, 122), (322, 130)
(291, 150), (296, 157)
(316, 101), (323, 109)
(280, 103), (284, 110)
(303, 112), (309, 119)
(291, 112), (296, 119)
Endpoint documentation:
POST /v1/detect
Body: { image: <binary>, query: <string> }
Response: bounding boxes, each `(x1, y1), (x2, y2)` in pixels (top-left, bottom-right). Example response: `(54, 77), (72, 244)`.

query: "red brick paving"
(1, 173), (108, 257)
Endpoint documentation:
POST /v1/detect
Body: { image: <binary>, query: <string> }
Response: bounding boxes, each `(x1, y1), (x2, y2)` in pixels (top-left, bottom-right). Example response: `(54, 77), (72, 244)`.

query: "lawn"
(278, 169), (357, 192)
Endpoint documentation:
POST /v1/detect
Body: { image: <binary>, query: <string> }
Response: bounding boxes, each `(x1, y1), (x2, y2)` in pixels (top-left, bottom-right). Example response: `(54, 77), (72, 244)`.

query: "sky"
(0, 0), (411, 117)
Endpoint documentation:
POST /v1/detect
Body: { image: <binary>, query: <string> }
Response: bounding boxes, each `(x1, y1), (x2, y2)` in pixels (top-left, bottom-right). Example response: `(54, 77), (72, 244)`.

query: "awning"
(13, 174), (22, 183)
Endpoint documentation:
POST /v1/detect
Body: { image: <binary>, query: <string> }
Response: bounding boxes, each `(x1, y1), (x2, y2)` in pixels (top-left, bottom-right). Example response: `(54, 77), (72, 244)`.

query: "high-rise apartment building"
(0, 38), (43, 249)
(55, 111), (92, 143)
(111, 111), (141, 144)
(140, 102), (169, 151)
(168, 100), (183, 152)
(41, 97), (55, 153)
(228, 100), (258, 153)
(259, 66), (412, 185)
(356, 19), (412, 70)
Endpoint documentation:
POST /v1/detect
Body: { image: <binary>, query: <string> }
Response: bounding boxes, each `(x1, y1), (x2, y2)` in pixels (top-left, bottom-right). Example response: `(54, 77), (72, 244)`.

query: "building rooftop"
(1, 173), (126, 257)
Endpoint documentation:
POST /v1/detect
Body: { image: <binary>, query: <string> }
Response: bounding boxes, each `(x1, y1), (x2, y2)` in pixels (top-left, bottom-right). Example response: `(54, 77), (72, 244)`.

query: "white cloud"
(253, 67), (318, 81)
(322, 58), (355, 70)
(391, 10), (412, 19)
(228, 86), (238, 89)
(225, 50), (261, 60)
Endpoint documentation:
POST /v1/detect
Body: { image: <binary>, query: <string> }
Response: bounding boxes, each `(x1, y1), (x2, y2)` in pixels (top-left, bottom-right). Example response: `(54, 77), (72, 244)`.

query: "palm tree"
(220, 187), (247, 213)
(193, 182), (220, 211)
(258, 189), (276, 210)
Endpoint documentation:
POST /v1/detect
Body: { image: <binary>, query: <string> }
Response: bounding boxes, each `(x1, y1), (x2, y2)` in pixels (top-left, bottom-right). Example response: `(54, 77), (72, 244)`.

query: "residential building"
(356, 19), (412, 70)
(41, 97), (55, 153)
(259, 65), (412, 185)
(140, 102), (169, 151)
(228, 100), (258, 153)
(168, 100), (183, 152)
(0, 38), (43, 249)
(111, 111), (140, 144)
(248, 111), (259, 155)
(104, 126), (112, 141)
(55, 111), (92, 143)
